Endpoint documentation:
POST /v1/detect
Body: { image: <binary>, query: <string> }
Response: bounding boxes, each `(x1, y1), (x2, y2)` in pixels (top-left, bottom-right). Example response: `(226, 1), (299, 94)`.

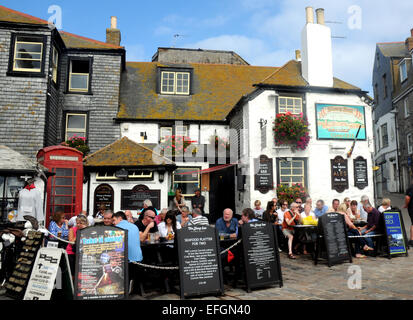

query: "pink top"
(66, 227), (77, 255)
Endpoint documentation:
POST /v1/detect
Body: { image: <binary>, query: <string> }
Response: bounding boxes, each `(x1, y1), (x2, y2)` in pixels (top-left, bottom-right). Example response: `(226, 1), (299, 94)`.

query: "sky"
(2, 0), (413, 94)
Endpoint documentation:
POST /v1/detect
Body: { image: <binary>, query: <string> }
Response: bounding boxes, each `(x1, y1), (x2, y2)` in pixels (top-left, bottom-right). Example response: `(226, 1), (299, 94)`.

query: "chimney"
(405, 28), (413, 52)
(295, 50), (301, 61)
(106, 16), (121, 46)
(301, 7), (333, 87)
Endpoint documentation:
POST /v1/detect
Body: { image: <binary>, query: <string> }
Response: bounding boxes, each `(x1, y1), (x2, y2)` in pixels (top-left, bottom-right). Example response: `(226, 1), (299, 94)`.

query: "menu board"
(94, 184), (114, 213)
(241, 222), (282, 292)
(383, 211), (408, 257)
(254, 155), (273, 194)
(331, 156), (349, 193)
(121, 185), (160, 210)
(353, 156), (368, 190)
(74, 226), (128, 300)
(318, 213), (352, 266)
(5, 231), (44, 299)
(177, 225), (224, 299)
(24, 248), (73, 300)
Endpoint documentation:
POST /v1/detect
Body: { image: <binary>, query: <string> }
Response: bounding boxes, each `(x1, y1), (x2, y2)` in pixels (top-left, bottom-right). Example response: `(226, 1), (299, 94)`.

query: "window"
(408, 133), (413, 155)
(12, 36), (43, 72)
(376, 128), (380, 151)
(405, 98), (410, 118)
(374, 83), (379, 105)
(0, 176), (25, 221)
(96, 170), (153, 181)
(65, 113), (87, 141)
(160, 71), (190, 95)
(382, 74), (387, 99)
(69, 59), (91, 92)
(278, 159), (306, 187)
(381, 123), (388, 148)
(160, 127), (172, 143)
(278, 97), (303, 114)
(172, 167), (200, 196)
(49, 168), (77, 218)
(400, 60), (408, 82)
(175, 125), (188, 137)
(52, 47), (59, 83)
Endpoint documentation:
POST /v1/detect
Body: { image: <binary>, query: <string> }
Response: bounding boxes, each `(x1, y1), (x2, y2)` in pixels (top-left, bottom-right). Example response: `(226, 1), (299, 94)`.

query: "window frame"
(158, 67), (192, 96)
(276, 158), (308, 188)
(66, 56), (93, 94)
(277, 96), (303, 115)
(399, 59), (408, 83)
(52, 46), (59, 84)
(7, 34), (47, 77)
(382, 74), (388, 99)
(64, 112), (88, 142)
(381, 123), (389, 149)
(172, 167), (201, 197)
(404, 98), (410, 119)
(408, 133), (413, 155)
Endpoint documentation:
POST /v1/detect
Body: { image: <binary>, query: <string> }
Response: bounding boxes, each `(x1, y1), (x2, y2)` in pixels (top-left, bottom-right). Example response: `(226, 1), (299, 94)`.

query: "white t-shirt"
(378, 205), (391, 213)
(68, 215), (95, 227)
(157, 221), (181, 238)
(301, 210), (316, 219)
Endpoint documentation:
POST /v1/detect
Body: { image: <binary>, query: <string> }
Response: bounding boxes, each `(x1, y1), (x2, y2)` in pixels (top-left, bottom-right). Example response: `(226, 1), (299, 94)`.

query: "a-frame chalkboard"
(382, 210), (409, 259)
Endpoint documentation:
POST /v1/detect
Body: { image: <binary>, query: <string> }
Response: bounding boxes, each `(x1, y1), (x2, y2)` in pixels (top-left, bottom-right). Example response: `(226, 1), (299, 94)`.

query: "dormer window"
(160, 70), (190, 95)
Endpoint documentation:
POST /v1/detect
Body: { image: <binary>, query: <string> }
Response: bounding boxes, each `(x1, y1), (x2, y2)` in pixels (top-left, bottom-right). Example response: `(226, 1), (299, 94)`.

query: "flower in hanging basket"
(61, 135), (90, 156)
(273, 113), (310, 150)
(209, 135), (230, 150)
(161, 135), (196, 156)
(276, 183), (308, 205)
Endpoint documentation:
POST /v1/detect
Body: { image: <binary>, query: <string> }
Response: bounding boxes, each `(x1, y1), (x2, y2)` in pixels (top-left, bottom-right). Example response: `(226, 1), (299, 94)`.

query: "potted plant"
(61, 135), (90, 156)
(273, 112), (310, 151)
(276, 183), (308, 205)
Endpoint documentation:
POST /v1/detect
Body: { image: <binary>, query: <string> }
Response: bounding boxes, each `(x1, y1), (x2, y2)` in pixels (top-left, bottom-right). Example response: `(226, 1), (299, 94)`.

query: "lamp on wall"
(158, 169), (165, 183)
(258, 118), (267, 129)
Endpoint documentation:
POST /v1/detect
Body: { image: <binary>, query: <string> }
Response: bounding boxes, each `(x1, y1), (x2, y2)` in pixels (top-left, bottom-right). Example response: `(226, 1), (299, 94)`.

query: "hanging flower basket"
(160, 135), (196, 156)
(276, 183), (308, 205)
(61, 135), (90, 156)
(273, 112), (310, 151)
(209, 135), (230, 150)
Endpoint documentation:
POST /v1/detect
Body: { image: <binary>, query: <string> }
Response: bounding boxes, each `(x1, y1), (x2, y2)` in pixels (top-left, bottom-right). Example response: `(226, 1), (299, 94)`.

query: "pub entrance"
(208, 164), (235, 224)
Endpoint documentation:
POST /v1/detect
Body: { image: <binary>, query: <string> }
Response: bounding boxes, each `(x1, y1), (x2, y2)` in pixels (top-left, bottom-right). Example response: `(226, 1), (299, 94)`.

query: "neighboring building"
(392, 29), (413, 192)
(372, 30), (413, 195)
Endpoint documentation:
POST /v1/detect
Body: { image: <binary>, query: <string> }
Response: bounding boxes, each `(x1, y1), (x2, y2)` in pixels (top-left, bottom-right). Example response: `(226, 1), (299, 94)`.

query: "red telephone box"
(37, 146), (84, 228)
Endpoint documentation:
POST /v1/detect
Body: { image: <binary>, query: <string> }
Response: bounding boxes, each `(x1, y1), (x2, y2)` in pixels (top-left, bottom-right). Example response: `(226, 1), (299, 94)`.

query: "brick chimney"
(106, 16), (121, 46)
(405, 28), (413, 52)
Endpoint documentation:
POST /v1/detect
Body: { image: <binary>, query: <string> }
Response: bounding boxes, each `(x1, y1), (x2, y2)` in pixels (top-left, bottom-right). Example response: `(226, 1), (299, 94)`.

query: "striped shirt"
(187, 215), (209, 226)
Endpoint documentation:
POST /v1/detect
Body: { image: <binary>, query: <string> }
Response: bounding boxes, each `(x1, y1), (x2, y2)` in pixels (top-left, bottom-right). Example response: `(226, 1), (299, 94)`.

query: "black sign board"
(121, 184), (160, 210)
(177, 225), (224, 299)
(5, 230), (44, 300)
(94, 184), (114, 213)
(382, 210), (409, 258)
(241, 222), (282, 292)
(74, 226), (128, 300)
(353, 156), (368, 190)
(254, 155), (273, 194)
(316, 213), (352, 267)
(331, 156), (349, 193)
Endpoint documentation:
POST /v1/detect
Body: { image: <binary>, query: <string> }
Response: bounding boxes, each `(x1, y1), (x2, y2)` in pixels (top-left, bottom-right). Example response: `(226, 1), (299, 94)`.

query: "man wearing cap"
(191, 189), (205, 214)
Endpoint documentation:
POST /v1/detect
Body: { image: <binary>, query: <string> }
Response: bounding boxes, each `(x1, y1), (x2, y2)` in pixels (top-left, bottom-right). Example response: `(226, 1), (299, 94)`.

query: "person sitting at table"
(295, 198), (304, 213)
(337, 204), (366, 258)
(138, 200), (159, 222)
(253, 200), (265, 220)
(282, 202), (301, 259)
(135, 210), (158, 242)
(176, 206), (193, 227)
(327, 199), (340, 213)
(173, 189), (186, 215)
(304, 197), (313, 209)
(347, 200), (361, 221)
(343, 197), (351, 210)
(94, 205), (106, 219)
(215, 208), (238, 239)
(187, 208), (209, 226)
(155, 208), (168, 225)
(272, 197), (279, 211)
(301, 203), (316, 220)
(314, 200), (328, 218)
(238, 208), (258, 225)
(158, 210), (181, 239)
(377, 198), (392, 213)
(67, 215), (89, 276)
(262, 201), (278, 224)
(103, 210), (114, 226)
(358, 203), (381, 251)
(125, 210), (136, 223)
(48, 209), (69, 248)
(358, 195), (370, 221)
(68, 210), (94, 227)
(112, 211), (142, 294)
(191, 188), (205, 214)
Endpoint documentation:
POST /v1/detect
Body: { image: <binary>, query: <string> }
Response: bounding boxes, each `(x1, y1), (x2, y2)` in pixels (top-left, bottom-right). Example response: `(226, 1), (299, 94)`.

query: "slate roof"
(0, 145), (44, 173)
(83, 136), (175, 167)
(256, 60), (361, 90)
(377, 42), (409, 57)
(0, 5), (123, 50)
(117, 62), (278, 121)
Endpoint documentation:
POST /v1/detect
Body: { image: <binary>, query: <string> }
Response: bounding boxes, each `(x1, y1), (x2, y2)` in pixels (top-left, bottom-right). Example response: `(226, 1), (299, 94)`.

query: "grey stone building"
(0, 5), (125, 159)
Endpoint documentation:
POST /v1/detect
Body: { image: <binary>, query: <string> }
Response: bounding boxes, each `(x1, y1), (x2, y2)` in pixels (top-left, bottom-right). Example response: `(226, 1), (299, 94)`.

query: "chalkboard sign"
(316, 213), (352, 267)
(74, 226), (128, 300)
(354, 156), (368, 190)
(24, 248), (73, 300)
(383, 210), (408, 258)
(331, 156), (349, 193)
(177, 225), (224, 299)
(254, 155), (273, 194)
(241, 222), (282, 292)
(5, 231), (44, 299)
(94, 184), (114, 214)
(121, 184), (160, 210)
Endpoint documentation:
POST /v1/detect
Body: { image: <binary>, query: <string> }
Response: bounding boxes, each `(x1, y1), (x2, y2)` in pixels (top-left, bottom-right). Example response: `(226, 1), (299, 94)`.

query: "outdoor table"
(293, 225), (318, 258)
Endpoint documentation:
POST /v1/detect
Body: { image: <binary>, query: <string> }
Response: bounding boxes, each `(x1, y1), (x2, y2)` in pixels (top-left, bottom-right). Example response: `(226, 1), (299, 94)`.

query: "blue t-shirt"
(116, 220), (142, 262)
(314, 205), (328, 218)
(215, 217), (238, 236)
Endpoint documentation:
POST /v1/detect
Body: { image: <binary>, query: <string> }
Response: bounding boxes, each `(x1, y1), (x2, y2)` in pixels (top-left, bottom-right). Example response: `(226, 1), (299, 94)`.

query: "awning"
(175, 163), (237, 175)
